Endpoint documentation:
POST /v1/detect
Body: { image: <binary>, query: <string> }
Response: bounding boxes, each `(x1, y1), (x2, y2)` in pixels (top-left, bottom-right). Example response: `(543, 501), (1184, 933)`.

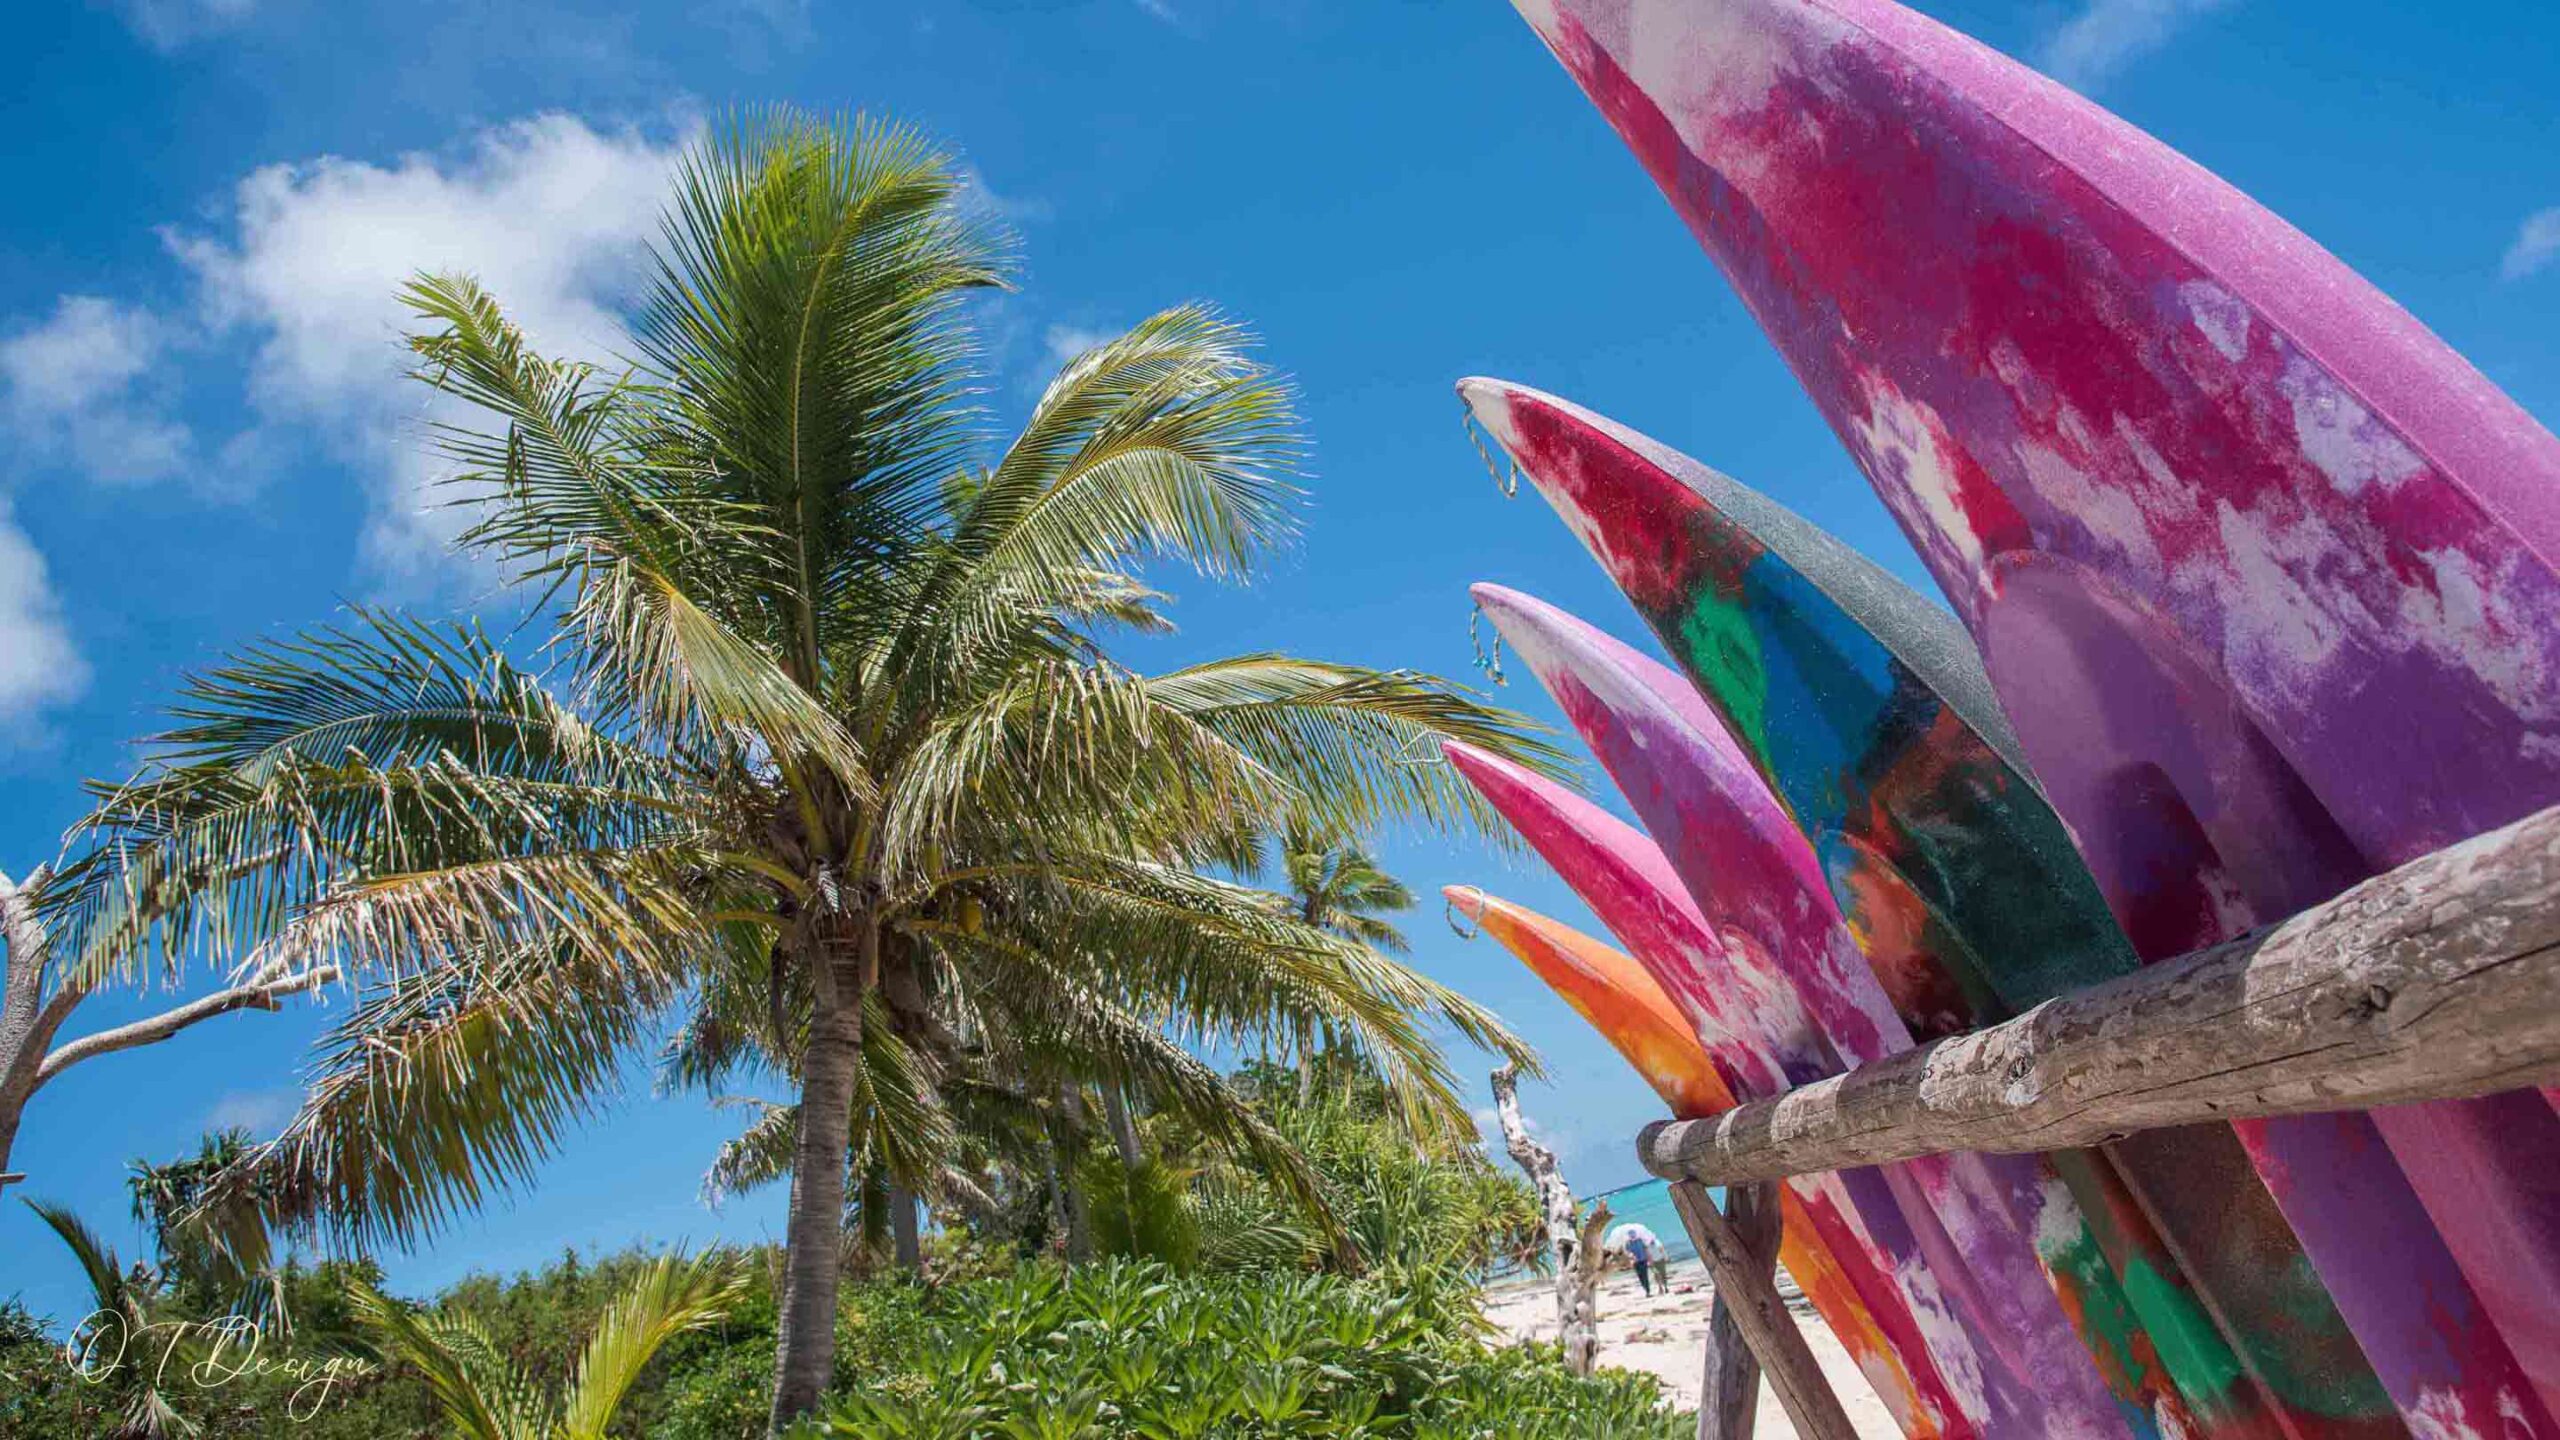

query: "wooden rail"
(1641, 800), (2560, 1189)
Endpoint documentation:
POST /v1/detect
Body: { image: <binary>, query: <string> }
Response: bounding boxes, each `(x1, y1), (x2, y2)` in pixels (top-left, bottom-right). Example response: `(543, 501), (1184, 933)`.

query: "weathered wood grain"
(1672, 1181), (1856, 1440)
(1642, 801), (2560, 1188)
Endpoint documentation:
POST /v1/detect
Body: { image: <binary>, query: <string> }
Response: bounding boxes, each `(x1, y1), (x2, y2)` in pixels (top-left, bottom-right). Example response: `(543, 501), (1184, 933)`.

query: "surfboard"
(1461, 375), (2390, 1437)
(1467, 593), (2166, 1439)
(1504, 0), (2560, 1426)
(1448, 883), (1946, 1437)
(1445, 742), (1979, 1436)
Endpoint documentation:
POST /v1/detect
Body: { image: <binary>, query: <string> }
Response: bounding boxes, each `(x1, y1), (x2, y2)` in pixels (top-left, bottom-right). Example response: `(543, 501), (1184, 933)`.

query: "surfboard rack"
(1640, 799), (2560, 1438)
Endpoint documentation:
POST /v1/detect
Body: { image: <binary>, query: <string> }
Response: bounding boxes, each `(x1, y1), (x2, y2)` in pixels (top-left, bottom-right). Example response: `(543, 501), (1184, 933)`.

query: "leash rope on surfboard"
(1462, 399), (1522, 498)
(1445, 887), (1484, 940)
(1469, 603), (1508, 686)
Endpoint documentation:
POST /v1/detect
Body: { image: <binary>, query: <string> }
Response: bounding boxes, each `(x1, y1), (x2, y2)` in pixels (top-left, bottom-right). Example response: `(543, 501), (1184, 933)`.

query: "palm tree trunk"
(1065, 1171), (1092, 1263)
(1103, 1087), (1142, 1173)
(1046, 1087), (1093, 1265)
(1045, 1143), (1070, 1259)
(889, 1184), (921, 1274)
(768, 986), (863, 1430)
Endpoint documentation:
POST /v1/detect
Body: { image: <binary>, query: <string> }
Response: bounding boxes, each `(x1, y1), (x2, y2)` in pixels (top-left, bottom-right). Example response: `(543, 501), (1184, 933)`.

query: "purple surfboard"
(1474, 585), (2159, 1438)
(1506, 0), (2560, 1425)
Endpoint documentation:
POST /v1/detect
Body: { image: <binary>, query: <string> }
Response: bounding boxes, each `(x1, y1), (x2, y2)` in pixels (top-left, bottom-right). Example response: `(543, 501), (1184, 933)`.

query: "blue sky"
(3, 0), (2555, 1322)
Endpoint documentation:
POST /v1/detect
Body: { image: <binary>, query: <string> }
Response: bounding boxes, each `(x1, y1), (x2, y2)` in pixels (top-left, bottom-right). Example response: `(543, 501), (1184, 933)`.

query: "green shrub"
(797, 1260), (1685, 1440)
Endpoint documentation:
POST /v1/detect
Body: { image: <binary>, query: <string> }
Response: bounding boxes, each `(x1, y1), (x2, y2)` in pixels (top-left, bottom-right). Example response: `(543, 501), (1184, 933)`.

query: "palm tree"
(346, 1251), (743, 1440)
(1275, 816), (1415, 953)
(24, 1198), (191, 1438)
(38, 110), (1564, 1428)
(1269, 817), (1415, 1097)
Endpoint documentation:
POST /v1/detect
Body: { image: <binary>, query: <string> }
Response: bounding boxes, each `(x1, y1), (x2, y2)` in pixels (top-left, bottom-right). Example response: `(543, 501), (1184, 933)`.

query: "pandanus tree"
(36, 111), (1563, 1429)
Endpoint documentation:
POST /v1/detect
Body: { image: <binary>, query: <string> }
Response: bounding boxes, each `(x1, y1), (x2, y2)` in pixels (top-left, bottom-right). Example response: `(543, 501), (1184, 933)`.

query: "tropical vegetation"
(344, 1251), (745, 1440)
(801, 1261), (1686, 1440)
(22, 106), (1570, 1429)
(3, 1094), (1675, 1439)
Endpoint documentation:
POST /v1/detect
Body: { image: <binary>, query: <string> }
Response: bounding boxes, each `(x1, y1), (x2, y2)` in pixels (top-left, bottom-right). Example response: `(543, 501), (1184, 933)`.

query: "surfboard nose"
(1440, 884), (1488, 922)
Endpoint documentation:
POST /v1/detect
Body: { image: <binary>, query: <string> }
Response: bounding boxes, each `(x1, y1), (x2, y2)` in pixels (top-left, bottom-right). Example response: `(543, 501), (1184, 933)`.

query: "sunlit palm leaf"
(558, 1251), (746, 1440)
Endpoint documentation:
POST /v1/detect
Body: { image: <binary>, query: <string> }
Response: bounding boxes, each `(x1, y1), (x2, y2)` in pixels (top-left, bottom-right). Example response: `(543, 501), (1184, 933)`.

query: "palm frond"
(1145, 656), (1577, 839)
(25, 1198), (133, 1318)
(558, 1251), (745, 1440)
(700, 1098), (800, 1205)
(635, 109), (1006, 688)
(345, 1282), (539, 1440)
(931, 929), (1333, 1229)
(242, 933), (686, 1251)
(47, 643), (698, 992)
(154, 610), (660, 785)
(874, 658), (1293, 882)
(868, 307), (1301, 713)
(404, 273), (878, 803)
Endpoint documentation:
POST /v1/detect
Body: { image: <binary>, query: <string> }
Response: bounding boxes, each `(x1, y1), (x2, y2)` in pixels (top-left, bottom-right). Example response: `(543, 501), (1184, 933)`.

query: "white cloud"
(955, 166), (1053, 226)
(1134, 0), (1178, 22)
(205, 1086), (302, 1136)
(2503, 207), (2560, 282)
(0, 495), (88, 725)
(115, 0), (256, 52)
(1043, 324), (1118, 370)
(168, 113), (695, 585)
(1473, 1103), (1577, 1164)
(2035, 0), (2234, 92)
(0, 295), (192, 486)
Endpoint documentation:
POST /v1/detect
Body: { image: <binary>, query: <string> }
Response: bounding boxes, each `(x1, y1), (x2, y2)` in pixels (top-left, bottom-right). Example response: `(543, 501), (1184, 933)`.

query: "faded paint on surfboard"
(1503, 0), (2560, 1428)
(1461, 375), (2391, 1437)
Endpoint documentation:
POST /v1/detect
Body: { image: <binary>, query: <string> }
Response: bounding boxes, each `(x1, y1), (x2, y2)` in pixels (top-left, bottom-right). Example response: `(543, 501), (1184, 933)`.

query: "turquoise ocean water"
(1484, 1176), (1717, 1285)
(1585, 1176), (1711, 1266)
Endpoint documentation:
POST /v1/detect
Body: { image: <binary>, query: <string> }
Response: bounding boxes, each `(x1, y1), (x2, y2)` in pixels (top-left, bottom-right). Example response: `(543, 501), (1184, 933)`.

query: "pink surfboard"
(1459, 374), (2395, 1438)
(1505, 0), (2560, 1425)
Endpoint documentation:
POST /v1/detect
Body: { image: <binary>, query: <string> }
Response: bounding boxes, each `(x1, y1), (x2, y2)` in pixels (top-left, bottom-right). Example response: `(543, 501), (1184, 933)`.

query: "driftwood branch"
(1671, 1181), (1855, 1440)
(1644, 801), (2560, 1188)
(1492, 1062), (1610, 1376)
(34, 964), (340, 1086)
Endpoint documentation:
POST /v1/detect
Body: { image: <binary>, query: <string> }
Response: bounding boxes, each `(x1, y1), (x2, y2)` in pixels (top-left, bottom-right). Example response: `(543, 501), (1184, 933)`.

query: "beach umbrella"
(1603, 1222), (1661, 1256)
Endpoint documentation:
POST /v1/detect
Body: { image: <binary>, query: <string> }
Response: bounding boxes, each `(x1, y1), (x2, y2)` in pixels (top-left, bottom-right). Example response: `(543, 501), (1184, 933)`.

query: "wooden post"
(1693, 1182), (1770, 1440)
(1670, 1180), (1856, 1440)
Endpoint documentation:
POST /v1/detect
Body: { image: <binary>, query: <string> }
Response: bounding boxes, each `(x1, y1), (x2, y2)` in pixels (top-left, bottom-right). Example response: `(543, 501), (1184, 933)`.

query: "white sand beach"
(1482, 1266), (1903, 1438)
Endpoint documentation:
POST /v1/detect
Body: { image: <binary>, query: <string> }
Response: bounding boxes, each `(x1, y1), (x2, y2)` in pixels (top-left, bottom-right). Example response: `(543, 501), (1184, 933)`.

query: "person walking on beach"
(1607, 1222), (1664, 1296)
